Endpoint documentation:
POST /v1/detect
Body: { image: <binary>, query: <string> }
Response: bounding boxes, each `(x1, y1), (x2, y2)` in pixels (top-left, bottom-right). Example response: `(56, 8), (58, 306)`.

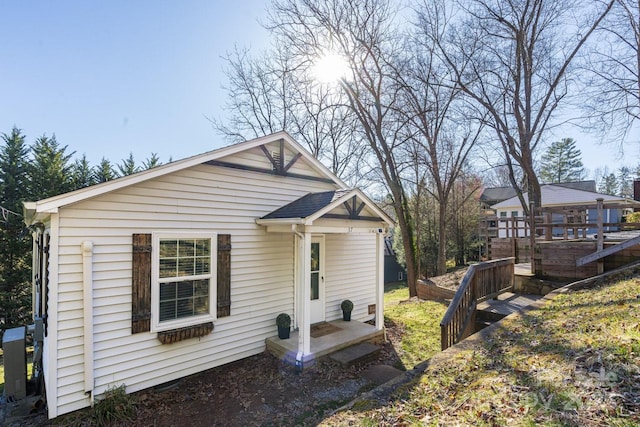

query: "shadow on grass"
(324, 272), (640, 425)
(384, 281), (407, 293)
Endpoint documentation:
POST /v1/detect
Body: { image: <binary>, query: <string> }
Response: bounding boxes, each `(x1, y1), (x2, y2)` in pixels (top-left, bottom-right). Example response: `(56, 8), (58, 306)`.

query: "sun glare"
(313, 52), (349, 84)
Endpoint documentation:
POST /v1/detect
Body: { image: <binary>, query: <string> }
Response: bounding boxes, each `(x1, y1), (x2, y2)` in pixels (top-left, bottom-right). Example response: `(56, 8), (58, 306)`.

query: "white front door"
(309, 237), (325, 324)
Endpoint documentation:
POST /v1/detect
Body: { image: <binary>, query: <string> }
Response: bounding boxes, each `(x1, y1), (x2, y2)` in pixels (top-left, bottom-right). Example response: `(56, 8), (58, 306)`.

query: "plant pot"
(278, 325), (290, 339)
(342, 310), (351, 321)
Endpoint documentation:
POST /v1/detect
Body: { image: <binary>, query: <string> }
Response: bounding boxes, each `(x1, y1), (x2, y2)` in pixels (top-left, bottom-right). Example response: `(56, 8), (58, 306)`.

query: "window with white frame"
(152, 233), (217, 331)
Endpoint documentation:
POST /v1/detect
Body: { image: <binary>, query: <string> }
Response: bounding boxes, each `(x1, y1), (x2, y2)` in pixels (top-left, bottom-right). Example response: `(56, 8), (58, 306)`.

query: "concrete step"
(329, 342), (381, 366)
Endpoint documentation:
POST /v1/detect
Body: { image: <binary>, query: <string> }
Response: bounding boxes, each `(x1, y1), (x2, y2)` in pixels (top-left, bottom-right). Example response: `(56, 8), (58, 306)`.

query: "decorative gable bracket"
(343, 196), (366, 220)
(260, 140), (302, 176)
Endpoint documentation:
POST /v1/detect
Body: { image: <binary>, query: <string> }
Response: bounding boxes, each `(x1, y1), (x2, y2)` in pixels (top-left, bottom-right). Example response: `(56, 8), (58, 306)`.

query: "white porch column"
(296, 231), (312, 360)
(375, 231), (384, 330)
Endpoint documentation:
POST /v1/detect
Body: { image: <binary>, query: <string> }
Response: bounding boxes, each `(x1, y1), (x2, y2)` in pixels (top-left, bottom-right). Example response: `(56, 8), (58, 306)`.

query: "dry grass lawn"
(322, 270), (640, 426)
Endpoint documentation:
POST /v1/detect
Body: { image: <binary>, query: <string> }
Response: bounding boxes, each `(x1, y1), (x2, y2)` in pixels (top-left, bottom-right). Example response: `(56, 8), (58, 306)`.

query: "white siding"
(324, 233), (377, 321)
(51, 162), (336, 416)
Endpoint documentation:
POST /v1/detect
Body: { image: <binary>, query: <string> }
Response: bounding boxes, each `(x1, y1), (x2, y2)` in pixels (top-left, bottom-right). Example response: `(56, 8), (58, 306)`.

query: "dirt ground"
(421, 266), (468, 291)
(12, 272), (466, 427)
(12, 318), (406, 427)
(130, 330), (405, 427)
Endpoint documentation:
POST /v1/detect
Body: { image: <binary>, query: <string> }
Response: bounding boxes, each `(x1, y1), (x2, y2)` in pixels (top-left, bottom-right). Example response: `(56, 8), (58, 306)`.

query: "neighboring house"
(479, 180), (597, 210)
(23, 132), (393, 419)
(383, 236), (406, 283)
(491, 184), (634, 238)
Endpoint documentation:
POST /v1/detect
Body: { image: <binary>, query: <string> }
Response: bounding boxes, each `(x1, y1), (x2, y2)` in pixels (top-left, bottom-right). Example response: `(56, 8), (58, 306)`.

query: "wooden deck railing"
(440, 258), (515, 350)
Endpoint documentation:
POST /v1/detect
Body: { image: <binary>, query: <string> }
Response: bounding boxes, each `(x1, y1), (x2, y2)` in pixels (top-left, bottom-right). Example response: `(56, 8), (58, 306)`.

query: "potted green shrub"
(341, 299), (353, 321)
(276, 313), (291, 339)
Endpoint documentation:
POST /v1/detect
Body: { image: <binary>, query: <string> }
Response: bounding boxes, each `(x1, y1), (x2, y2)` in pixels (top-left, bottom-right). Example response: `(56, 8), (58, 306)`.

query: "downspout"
(375, 230), (385, 331)
(81, 241), (94, 405)
(292, 225), (305, 370)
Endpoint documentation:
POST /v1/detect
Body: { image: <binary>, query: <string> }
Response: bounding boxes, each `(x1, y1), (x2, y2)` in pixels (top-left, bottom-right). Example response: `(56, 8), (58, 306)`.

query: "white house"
(491, 184), (634, 238)
(23, 132), (393, 419)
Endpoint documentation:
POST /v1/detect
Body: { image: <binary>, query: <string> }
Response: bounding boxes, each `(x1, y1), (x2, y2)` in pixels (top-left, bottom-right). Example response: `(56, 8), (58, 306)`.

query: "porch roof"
(256, 188), (394, 228)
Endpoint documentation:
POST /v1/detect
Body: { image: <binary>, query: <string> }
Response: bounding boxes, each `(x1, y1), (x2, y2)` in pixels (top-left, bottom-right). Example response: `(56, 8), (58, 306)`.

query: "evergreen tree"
(598, 172), (619, 195)
(0, 127), (32, 328)
(94, 158), (117, 183)
(143, 153), (162, 170)
(28, 134), (75, 200)
(71, 154), (96, 190)
(538, 138), (585, 183)
(618, 166), (633, 198)
(117, 153), (140, 176)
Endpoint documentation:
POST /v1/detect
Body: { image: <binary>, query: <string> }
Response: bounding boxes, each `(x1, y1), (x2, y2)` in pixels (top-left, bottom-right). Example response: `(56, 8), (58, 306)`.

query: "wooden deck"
(477, 292), (543, 318)
(265, 320), (384, 365)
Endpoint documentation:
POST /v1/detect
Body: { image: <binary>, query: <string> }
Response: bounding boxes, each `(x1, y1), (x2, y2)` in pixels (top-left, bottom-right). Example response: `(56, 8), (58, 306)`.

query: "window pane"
(159, 259), (177, 278)
(194, 279), (209, 297)
(159, 300), (176, 322)
(177, 298), (194, 318)
(311, 242), (320, 271)
(160, 240), (178, 258)
(179, 239), (196, 257)
(177, 281), (193, 299)
(177, 258), (195, 277)
(311, 272), (319, 300)
(195, 240), (210, 256)
(195, 258), (210, 275)
(194, 296), (209, 315)
(160, 282), (176, 301)
(159, 279), (210, 323)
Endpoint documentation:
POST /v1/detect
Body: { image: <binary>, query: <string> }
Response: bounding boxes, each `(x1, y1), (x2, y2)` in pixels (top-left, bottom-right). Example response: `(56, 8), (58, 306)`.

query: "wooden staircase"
(439, 258), (515, 350)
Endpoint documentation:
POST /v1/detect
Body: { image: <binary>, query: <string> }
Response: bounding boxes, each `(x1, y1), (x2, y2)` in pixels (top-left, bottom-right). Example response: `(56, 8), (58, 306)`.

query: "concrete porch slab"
(265, 320), (384, 365)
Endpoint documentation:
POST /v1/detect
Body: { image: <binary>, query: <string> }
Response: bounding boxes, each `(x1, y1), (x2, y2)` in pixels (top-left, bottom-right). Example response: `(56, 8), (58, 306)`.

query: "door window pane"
(311, 272), (319, 300)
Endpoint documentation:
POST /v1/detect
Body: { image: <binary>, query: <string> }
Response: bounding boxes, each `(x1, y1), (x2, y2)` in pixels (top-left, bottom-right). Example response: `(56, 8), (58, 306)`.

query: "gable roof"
(480, 180), (597, 205)
(491, 184), (636, 210)
(261, 190), (353, 220)
(257, 188), (394, 226)
(553, 180), (596, 192)
(24, 132), (347, 222)
(479, 187), (516, 204)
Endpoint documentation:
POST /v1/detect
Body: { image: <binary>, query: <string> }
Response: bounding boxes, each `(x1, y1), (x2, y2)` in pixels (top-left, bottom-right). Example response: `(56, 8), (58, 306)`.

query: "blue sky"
(0, 1), (270, 166)
(0, 1), (634, 178)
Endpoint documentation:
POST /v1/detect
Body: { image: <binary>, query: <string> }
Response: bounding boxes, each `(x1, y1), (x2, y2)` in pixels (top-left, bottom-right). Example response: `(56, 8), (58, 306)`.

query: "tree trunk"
(437, 203), (447, 276)
(392, 184), (418, 297)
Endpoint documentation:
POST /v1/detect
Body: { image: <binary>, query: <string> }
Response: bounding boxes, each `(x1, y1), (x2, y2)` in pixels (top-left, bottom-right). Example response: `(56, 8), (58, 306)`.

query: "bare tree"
(267, 0), (423, 295)
(213, 44), (367, 185)
(398, 34), (484, 275)
(584, 0), (640, 142)
(423, 0), (615, 214)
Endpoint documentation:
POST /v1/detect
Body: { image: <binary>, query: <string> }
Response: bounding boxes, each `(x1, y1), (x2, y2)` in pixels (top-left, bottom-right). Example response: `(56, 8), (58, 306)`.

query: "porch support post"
(375, 231), (384, 330)
(296, 231), (312, 359)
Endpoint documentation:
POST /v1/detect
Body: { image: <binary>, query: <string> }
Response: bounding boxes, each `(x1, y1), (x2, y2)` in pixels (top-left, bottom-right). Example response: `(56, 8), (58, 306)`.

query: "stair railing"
(440, 258), (515, 350)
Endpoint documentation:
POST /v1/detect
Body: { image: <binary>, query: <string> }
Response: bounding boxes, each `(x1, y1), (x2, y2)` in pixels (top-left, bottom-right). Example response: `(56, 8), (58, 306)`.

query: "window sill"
(157, 322), (214, 344)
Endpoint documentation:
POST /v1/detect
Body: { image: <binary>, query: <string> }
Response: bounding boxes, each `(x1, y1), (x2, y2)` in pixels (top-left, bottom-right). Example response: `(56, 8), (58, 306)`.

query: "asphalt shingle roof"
(260, 189), (352, 220)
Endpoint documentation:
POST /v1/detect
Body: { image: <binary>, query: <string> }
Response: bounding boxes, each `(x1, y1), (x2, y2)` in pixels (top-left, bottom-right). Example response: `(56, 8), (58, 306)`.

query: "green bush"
(276, 313), (291, 327)
(340, 300), (354, 312)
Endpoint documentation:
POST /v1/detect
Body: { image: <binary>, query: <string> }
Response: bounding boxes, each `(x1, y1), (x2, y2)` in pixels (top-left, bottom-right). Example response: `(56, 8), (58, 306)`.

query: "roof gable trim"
(27, 132), (346, 216)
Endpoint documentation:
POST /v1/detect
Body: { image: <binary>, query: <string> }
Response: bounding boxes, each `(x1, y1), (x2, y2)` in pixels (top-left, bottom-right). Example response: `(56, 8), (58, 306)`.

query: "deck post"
(596, 198), (604, 274)
(529, 203), (536, 274)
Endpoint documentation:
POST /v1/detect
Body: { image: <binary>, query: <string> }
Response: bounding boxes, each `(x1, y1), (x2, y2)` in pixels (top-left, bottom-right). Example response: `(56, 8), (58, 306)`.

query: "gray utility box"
(3, 326), (27, 400)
